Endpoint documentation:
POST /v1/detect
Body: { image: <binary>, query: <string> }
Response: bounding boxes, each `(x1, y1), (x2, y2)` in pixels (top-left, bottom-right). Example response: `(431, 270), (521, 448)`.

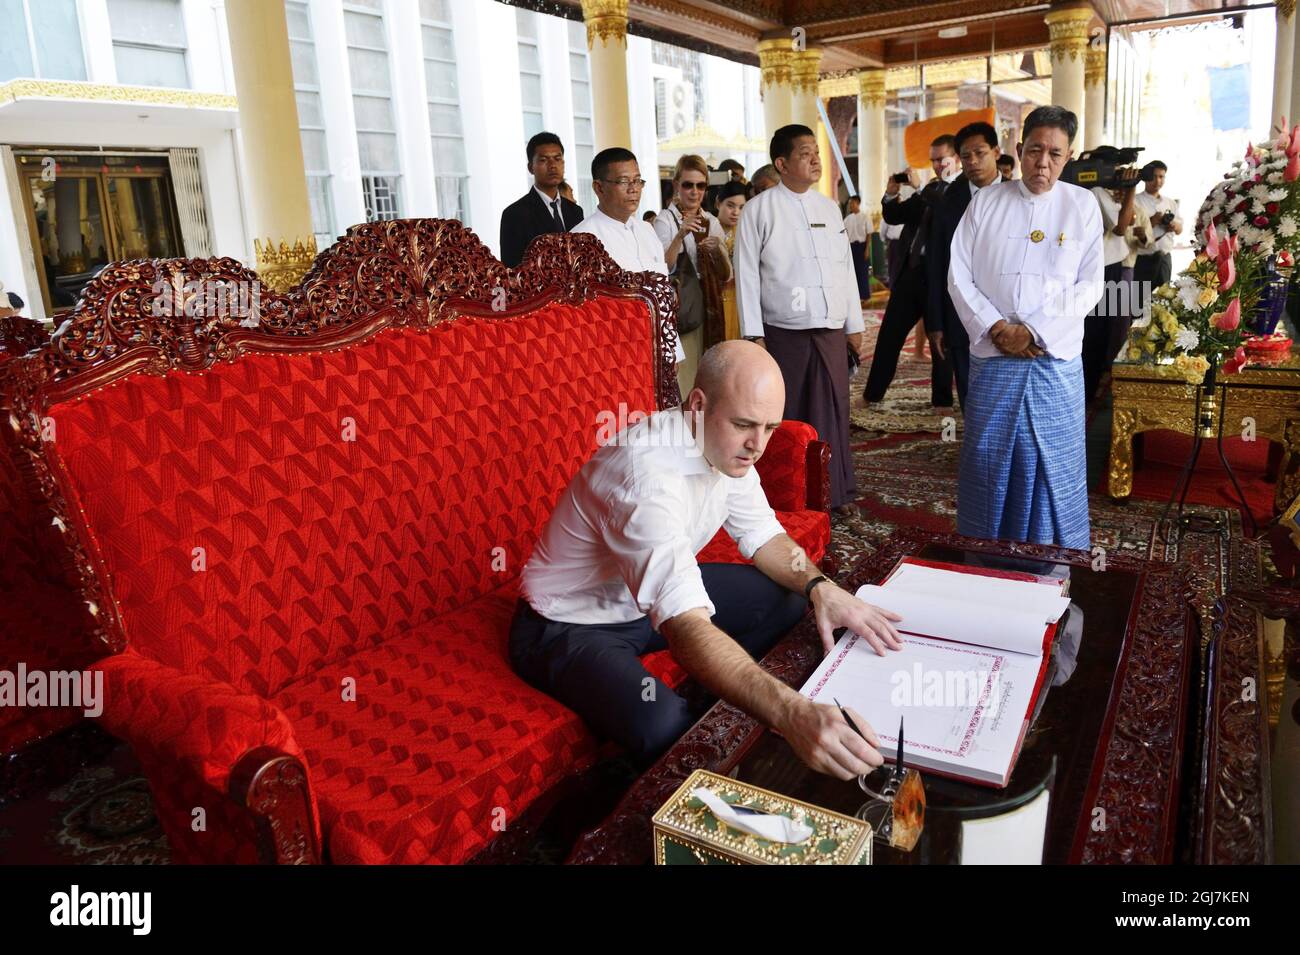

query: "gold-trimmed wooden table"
(1108, 350), (1300, 513)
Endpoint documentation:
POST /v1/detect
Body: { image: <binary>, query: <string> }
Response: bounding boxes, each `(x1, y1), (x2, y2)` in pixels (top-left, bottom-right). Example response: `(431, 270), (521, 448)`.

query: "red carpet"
(1100, 429), (1278, 527)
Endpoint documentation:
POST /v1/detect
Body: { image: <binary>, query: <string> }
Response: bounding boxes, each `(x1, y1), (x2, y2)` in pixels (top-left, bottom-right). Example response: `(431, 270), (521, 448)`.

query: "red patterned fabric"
(754, 420), (817, 511)
(274, 584), (598, 864)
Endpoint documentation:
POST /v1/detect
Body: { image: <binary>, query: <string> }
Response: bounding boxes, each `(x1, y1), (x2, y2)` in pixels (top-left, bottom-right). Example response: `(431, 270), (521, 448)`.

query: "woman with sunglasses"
(653, 155), (731, 395)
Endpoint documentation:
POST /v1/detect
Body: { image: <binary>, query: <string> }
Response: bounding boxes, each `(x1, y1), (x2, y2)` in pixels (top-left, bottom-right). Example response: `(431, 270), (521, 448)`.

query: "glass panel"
(419, 0), (450, 23)
(307, 175), (334, 241)
(27, 174), (111, 311)
(427, 102), (462, 135)
(567, 19), (585, 49)
(518, 43), (541, 74)
(523, 110), (544, 141)
(424, 59), (457, 98)
(515, 8), (537, 39)
(431, 135), (466, 174)
(569, 52), (587, 81)
(300, 129), (328, 171)
(421, 25), (454, 61)
(348, 0), (382, 8)
(0, 0), (35, 82)
(357, 131), (398, 172)
(573, 116), (593, 144)
(105, 175), (181, 260)
(290, 39), (319, 86)
(284, 1), (311, 40)
(362, 175), (401, 221)
(113, 43), (189, 88)
(108, 0), (185, 45)
(294, 90), (323, 126)
(571, 78), (591, 114)
(520, 73), (543, 110)
(31, 0), (87, 81)
(348, 47), (391, 93)
(344, 9), (386, 48)
(352, 94), (394, 131)
(435, 175), (468, 223)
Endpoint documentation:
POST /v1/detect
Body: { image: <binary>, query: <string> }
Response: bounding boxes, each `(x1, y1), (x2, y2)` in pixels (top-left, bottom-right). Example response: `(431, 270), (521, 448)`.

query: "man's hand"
(778, 699), (883, 780)
(810, 583), (903, 656)
(928, 329), (946, 361)
(990, 320), (1042, 358)
(846, 331), (865, 360)
(1132, 225), (1149, 244)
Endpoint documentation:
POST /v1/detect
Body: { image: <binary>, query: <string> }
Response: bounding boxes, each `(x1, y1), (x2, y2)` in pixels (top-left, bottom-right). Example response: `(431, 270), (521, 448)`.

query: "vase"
(1248, 259), (1290, 335)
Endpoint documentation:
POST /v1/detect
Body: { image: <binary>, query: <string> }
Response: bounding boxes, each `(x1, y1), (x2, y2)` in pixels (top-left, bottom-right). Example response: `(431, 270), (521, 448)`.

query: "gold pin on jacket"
(1030, 229), (1045, 243)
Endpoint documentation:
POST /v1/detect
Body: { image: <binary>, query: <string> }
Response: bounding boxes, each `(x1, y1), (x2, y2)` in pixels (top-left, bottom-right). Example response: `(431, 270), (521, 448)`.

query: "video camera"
(1060, 145), (1145, 190)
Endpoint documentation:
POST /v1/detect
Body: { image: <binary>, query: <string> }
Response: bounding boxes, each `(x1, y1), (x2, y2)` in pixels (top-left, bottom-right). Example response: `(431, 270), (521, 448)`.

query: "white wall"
(628, 34), (658, 216)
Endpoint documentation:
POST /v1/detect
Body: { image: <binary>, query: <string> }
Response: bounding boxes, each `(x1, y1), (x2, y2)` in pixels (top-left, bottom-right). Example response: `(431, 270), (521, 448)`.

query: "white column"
(309, 0), (365, 233)
(538, 13), (576, 153)
(757, 37), (792, 141)
(790, 47), (822, 131)
(385, 0), (435, 217)
(1045, 4), (1092, 129)
(1277, 0), (1297, 131)
(857, 69), (886, 221)
(77, 0), (118, 84)
(627, 34), (659, 217)
(580, 0), (632, 150)
(1084, 46), (1106, 149)
(181, 0), (228, 93)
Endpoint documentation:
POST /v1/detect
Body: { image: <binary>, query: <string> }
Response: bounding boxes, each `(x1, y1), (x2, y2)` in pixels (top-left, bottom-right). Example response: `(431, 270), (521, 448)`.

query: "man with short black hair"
(926, 121), (1001, 407)
(499, 131), (584, 268)
(735, 124), (865, 510)
(947, 105), (1103, 550)
(1133, 160), (1181, 304)
(997, 154), (1016, 182)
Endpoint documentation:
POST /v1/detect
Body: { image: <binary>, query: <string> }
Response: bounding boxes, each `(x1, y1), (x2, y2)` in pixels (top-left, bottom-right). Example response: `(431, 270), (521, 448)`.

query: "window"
(517, 9), (544, 141)
(420, 0), (469, 223)
(108, 0), (189, 88)
(568, 21), (595, 215)
(0, 0), (87, 82)
(285, 1), (335, 247)
(345, 1), (401, 221)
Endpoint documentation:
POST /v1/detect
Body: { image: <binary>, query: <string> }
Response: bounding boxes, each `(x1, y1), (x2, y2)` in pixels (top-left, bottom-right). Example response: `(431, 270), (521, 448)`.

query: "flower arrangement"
(1196, 125), (1300, 258)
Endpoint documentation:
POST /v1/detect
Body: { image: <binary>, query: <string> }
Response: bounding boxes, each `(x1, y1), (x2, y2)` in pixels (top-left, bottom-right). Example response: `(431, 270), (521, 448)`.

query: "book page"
(857, 583), (1049, 655)
(886, 562), (1071, 625)
(801, 631), (1043, 785)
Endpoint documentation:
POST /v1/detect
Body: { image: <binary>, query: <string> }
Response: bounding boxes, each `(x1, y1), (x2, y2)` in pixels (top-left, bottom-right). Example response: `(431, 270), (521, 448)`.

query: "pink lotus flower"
(1218, 243), (1236, 291)
(1286, 152), (1300, 182)
(1279, 249), (1294, 268)
(1204, 220), (1220, 258)
(1290, 123), (1300, 157)
(1224, 346), (1248, 375)
(1213, 297), (1241, 331)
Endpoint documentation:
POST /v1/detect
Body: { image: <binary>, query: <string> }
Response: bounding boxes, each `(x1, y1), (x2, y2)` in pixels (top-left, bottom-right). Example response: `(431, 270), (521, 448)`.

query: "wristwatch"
(803, 575), (830, 600)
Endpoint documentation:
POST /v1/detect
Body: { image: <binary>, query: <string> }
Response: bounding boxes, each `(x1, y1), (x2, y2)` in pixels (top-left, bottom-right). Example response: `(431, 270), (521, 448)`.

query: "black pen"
(833, 697), (870, 743)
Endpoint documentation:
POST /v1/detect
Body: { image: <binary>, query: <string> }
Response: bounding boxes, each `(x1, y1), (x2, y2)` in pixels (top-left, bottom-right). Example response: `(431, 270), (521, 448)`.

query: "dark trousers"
(1132, 252), (1172, 315)
(850, 240), (871, 300)
(946, 329), (971, 409)
(1082, 261), (1132, 406)
(863, 264), (954, 406)
(508, 563), (807, 762)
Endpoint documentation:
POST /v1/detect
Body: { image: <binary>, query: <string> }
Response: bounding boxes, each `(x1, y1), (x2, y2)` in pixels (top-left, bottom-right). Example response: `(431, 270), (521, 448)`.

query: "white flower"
(1269, 172), (1285, 184)
(1259, 233), (1277, 253)
(1238, 224), (1260, 244)
(1251, 199), (1266, 214)
(1251, 184), (1270, 201)
(1175, 328), (1200, 351)
(1178, 282), (1205, 313)
(1269, 188), (1289, 201)
(1229, 211), (1247, 229)
(1280, 215), (1298, 237)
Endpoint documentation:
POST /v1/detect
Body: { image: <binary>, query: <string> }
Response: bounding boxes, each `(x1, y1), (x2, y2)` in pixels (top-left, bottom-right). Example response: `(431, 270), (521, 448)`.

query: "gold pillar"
(757, 37), (793, 141)
(581, 0), (632, 151)
(1045, 4), (1093, 131)
(930, 86), (959, 117)
(224, 0), (315, 291)
(790, 47), (823, 132)
(1084, 46), (1107, 150)
(857, 69), (886, 222)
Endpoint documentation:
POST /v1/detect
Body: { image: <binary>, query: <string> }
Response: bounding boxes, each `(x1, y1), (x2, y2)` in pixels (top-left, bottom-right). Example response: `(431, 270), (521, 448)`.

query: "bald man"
(511, 341), (903, 778)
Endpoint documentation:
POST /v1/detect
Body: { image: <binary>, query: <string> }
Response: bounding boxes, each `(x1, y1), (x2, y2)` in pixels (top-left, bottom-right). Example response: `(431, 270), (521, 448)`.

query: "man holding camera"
(861, 134), (959, 410)
(1133, 161), (1181, 302)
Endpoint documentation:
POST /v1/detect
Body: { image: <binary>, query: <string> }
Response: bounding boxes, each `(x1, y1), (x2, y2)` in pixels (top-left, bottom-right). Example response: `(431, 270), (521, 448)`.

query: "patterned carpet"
(0, 313), (1268, 864)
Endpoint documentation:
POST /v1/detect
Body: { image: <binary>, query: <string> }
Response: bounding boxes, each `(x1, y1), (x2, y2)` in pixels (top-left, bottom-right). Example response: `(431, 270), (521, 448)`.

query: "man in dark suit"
(861, 134), (957, 409)
(499, 132), (584, 268)
(926, 121), (1003, 408)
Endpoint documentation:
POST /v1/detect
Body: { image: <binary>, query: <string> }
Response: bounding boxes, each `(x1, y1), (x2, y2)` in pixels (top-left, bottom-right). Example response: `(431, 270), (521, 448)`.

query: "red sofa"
(0, 221), (831, 863)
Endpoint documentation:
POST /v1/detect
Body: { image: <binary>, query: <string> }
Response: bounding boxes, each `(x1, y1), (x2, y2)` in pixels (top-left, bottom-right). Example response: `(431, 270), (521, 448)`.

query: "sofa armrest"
(92, 651), (320, 863)
(754, 420), (831, 513)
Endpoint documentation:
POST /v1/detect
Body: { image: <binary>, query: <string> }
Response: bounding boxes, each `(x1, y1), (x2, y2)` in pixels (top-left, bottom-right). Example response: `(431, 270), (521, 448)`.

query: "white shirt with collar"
(1091, 187), (1138, 267)
(572, 207), (684, 361)
(519, 408), (786, 629)
(735, 180), (866, 339)
(843, 210), (869, 244)
(947, 178), (1104, 362)
(534, 185), (569, 229)
(1135, 191), (1181, 255)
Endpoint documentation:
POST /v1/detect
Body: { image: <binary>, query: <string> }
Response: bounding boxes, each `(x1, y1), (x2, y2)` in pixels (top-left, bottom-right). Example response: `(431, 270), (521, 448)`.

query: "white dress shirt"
(843, 210), (869, 245)
(947, 178), (1104, 361)
(1091, 187), (1137, 267)
(1135, 191), (1181, 255)
(520, 408), (786, 630)
(573, 208), (685, 362)
(534, 185), (568, 229)
(653, 206), (724, 272)
(734, 181), (866, 339)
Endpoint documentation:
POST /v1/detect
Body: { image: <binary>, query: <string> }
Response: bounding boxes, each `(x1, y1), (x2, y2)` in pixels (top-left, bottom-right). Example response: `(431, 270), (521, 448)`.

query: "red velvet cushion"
(45, 300), (656, 699)
(754, 420), (817, 511)
(273, 584), (599, 865)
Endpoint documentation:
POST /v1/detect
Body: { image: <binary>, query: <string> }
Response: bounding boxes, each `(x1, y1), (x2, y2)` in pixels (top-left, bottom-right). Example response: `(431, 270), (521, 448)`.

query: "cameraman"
(1133, 160), (1180, 302)
(1083, 165), (1147, 407)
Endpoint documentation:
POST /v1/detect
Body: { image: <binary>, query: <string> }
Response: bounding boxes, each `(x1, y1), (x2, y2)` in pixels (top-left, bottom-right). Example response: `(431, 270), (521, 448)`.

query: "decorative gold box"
(652, 769), (873, 865)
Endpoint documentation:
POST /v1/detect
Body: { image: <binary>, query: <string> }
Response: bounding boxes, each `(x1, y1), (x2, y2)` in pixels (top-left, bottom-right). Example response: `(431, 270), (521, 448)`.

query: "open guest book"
(800, 558), (1072, 787)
